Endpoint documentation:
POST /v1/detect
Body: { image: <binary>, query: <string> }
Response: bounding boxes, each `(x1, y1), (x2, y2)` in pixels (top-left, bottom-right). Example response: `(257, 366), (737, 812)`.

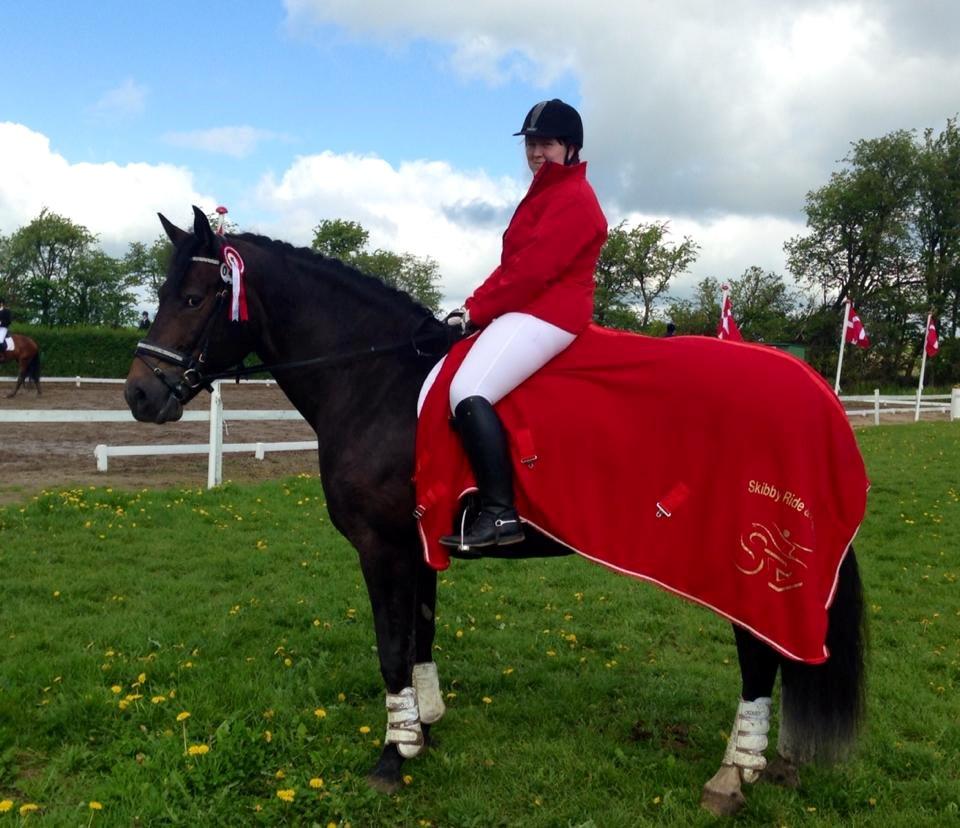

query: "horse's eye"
(185, 295), (204, 309)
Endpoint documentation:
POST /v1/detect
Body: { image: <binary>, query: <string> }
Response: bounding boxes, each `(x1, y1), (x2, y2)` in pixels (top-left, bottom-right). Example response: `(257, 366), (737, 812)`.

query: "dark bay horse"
(1, 334), (41, 397)
(124, 207), (865, 815)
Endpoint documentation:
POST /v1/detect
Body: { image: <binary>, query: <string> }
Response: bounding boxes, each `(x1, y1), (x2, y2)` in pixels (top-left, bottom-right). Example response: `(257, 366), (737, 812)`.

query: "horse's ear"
(192, 205), (215, 245)
(158, 213), (187, 245)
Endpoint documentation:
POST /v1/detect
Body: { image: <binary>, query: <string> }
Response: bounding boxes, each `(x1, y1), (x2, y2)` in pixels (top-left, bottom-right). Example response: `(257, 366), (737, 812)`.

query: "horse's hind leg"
(700, 625), (779, 816)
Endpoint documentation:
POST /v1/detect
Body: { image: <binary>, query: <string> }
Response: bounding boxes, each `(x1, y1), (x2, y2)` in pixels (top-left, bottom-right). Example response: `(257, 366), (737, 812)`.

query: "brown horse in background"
(1, 334), (41, 397)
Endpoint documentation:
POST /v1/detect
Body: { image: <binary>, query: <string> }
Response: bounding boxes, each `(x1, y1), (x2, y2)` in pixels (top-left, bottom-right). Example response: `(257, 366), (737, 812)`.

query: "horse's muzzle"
(124, 378), (184, 424)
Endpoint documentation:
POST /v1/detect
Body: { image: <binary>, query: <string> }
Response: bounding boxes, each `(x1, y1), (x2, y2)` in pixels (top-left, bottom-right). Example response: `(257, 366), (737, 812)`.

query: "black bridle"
(134, 249), (447, 401)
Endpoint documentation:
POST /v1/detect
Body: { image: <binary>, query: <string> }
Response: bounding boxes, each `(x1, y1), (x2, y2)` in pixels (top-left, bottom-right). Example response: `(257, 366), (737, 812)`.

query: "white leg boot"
(412, 661), (446, 725)
(384, 687), (424, 759)
(701, 697), (771, 816)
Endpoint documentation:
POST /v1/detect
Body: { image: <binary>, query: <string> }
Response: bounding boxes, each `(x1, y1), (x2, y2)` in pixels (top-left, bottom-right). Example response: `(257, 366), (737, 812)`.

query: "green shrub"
(0, 325), (142, 378)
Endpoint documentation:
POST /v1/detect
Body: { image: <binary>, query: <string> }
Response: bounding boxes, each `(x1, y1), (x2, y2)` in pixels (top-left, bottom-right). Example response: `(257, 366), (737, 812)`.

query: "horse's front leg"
(356, 538), (426, 793)
(412, 561), (445, 739)
(7, 372), (24, 398)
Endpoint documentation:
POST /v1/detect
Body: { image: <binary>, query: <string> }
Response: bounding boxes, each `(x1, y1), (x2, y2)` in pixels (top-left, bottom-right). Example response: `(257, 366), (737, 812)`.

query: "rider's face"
(525, 138), (569, 173)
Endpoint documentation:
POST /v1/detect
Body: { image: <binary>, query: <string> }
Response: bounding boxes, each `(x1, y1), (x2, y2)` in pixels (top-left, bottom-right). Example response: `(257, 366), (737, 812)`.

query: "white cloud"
(0, 122), (213, 253)
(285, 0), (960, 218)
(254, 150), (525, 306)
(91, 78), (147, 118)
(162, 126), (290, 159)
(0, 122), (802, 309)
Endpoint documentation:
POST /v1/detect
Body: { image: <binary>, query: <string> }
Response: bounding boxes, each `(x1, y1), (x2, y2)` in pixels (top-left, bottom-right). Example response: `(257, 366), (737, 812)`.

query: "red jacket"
(465, 161), (608, 333)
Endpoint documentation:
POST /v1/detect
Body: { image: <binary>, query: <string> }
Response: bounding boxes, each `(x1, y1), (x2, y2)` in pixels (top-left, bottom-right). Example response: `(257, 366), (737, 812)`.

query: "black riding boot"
(439, 395), (525, 553)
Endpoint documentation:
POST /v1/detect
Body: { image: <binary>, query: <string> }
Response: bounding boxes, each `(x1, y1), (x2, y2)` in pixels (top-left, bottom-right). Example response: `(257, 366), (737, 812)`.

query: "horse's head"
(124, 206), (255, 423)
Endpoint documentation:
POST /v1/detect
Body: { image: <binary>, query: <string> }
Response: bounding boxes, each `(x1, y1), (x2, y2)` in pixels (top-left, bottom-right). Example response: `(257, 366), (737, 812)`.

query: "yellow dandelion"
(0, 801), (12, 813)
(482, 696), (492, 704)
(110, 685), (122, 694)
(314, 707), (327, 719)
(337, 692), (346, 702)
(283, 657), (293, 667)
(359, 725), (371, 734)
(309, 777), (324, 789)
(151, 696), (166, 704)
(53, 591), (60, 598)
(403, 774), (413, 785)
(275, 769), (285, 779)
(187, 744), (209, 756)
(176, 711), (190, 722)
(19, 803), (39, 815)
(89, 801), (103, 810)
(137, 672), (147, 684)
(276, 789), (296, 803)
(264, 730), (272, 743)
(118, 700), (129, 710)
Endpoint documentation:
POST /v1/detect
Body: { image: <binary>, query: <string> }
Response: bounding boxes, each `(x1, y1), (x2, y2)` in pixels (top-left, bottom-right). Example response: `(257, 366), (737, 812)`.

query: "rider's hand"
(444, 307), (470, 334)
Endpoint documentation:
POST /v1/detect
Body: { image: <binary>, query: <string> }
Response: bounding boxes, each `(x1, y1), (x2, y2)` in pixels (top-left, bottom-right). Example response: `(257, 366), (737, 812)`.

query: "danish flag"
(717, 289), (743, 341)
(925, 316), (939, 358)
(845, 305), (870, 348)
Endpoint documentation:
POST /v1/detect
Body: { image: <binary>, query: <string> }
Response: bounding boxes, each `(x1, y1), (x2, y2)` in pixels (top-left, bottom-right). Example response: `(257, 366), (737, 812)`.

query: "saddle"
(414, 325), (868, 664)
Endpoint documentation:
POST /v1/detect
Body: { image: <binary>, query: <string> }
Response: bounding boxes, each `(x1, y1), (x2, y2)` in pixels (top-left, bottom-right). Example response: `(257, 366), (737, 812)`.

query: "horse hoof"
(762, 754), (800, 788)
(700, 785), (746, 817)
(366, 772), (402, 795)
(701, 765), (746, 817)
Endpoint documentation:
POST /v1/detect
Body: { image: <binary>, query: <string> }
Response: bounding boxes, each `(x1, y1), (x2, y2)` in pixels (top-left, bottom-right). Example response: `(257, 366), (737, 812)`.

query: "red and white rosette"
(221, 245), (248, 321)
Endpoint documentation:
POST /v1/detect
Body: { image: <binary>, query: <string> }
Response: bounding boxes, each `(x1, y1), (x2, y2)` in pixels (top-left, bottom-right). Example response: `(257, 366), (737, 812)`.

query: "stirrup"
(438, 507), (524, 554)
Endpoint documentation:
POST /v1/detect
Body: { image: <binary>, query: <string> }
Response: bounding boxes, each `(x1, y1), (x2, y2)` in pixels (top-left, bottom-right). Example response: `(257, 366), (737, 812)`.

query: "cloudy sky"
(1, 1), (958, 311)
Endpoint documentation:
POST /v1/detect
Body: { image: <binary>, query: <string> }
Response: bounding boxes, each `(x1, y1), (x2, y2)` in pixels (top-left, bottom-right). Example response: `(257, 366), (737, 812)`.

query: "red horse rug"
(414, 325), (869, 664)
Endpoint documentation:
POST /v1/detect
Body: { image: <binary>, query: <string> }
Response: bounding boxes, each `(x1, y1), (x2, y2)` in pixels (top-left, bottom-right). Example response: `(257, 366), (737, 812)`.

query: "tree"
(665, 277), (722, 336)
(124, 236), (172, 301)
(915, 117), (960, 335)
(729, 267), (804, 342)
(4, 209), (98, 325)
(594, 220), (698, 330)
(312, 219), (369, 260)
(785, 130), (919, 311)
(310, 219), (443, 312)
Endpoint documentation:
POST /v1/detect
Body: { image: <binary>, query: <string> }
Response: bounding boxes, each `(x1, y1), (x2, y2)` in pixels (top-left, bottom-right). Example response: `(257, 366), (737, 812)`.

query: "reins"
(197, 325), (440, 384)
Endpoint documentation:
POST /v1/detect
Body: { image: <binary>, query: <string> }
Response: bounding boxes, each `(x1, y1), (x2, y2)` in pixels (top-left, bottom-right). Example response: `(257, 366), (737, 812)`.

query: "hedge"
(0, 325), (143, 378)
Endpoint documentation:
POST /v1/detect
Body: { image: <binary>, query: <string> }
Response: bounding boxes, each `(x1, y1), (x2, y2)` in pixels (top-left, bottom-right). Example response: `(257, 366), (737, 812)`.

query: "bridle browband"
(134, 249), (446, 401)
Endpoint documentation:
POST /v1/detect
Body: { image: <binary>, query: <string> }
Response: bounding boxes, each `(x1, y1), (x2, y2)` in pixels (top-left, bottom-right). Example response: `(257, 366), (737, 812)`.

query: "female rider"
(429, 99), (608, 554)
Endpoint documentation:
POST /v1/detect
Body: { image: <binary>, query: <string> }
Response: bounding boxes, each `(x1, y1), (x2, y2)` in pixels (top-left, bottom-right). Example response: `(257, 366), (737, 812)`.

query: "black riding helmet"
(514, 99), (584, 149)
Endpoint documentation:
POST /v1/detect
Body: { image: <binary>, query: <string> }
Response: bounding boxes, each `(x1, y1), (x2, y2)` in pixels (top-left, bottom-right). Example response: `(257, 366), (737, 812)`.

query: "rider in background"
(0, 298), (11, 353)
(436, 99), (608, 553)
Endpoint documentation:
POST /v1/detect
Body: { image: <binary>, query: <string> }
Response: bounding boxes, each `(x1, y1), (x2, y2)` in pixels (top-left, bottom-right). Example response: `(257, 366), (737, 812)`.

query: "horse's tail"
(779, 547), (866, 763)
(27, 350), (41, 382)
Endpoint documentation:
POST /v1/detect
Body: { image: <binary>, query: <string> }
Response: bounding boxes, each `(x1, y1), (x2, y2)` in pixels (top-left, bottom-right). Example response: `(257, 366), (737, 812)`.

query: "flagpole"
(834, 299), (851, 395)
(914, 311), (932, 422)
(720, 284), (729, 337)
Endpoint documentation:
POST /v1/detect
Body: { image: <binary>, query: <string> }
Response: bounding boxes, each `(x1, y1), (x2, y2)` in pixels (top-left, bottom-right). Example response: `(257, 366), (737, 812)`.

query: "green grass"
(0, 424), (958, 826)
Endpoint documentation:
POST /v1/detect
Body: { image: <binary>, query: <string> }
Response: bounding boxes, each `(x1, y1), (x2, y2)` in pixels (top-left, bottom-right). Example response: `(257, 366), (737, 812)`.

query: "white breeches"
(417, 312), (576, 416)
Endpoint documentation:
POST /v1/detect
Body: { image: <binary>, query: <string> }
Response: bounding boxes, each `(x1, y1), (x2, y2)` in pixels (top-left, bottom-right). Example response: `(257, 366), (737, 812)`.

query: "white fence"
(2, 379), (958, 490)
(0, 381), (314, 488)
